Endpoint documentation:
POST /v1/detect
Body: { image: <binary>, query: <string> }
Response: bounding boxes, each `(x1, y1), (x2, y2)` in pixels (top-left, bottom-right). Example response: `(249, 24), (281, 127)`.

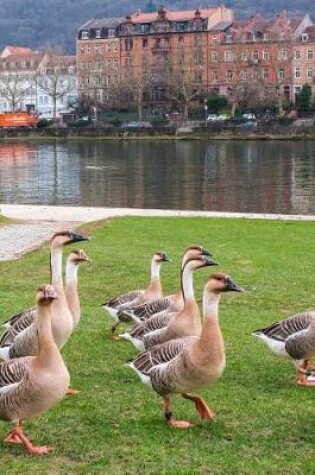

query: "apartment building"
(0, 46), (77, 118)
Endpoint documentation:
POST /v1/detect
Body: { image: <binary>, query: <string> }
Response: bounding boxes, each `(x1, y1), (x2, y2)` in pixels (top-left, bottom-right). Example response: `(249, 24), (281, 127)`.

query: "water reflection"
(0, 140), (315, 214)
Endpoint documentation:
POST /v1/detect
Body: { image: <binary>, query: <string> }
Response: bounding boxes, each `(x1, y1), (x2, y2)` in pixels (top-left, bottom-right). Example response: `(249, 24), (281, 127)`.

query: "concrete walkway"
(1, 203), (315, 262)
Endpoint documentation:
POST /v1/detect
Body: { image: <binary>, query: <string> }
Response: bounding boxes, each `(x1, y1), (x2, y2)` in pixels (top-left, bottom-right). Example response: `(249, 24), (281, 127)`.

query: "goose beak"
(70, 231), (90, 243)
(226, 277), (244, 292)
(201, 247), (213, 257)
(205, 257), (219, 267)
(162, 253), (171, 262)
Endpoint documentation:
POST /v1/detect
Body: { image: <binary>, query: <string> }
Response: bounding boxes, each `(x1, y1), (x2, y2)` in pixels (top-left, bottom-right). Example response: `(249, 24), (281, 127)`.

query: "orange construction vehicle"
(0, 112), (39, 128)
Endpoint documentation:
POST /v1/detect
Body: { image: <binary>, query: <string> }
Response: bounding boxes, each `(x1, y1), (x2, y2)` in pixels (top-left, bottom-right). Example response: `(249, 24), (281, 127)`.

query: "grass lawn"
(0, 216), (314, 474)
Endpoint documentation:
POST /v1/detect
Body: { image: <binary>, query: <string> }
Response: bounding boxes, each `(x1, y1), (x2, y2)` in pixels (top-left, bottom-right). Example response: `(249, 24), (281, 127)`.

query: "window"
(302, 33), (309, 43)
(95, 29), (101, 38)
(307, 50), (313, 60)
(212, 34), (217, 44)
(143, 38), (148, 49)
(178, 36), (184, 44)
(80, 46), (84, 53)
(212, 51), (218, 62)
(307, 67), (313, 78)
(225, 50), (233, 62)
(241, 70), (247, 80)
(241, 50), (248, 61)
(278, 50), (287, 60)
(227, 69), (233, 81)
(263, 68), (269, 79)
(263, 50), (269, 60)
(295, 67), (301, 78)
(294, 50), (301, 60)
(278, 68), (285, 79)
(252, 50), (259, 61)
(108, 29), (115, 38)
(82, 30), (89, 39)
(212, 70), (218, 81)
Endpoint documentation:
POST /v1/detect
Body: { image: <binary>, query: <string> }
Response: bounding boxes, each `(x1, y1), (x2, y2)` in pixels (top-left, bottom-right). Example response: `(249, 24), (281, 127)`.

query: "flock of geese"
(0, 233), (314, 454)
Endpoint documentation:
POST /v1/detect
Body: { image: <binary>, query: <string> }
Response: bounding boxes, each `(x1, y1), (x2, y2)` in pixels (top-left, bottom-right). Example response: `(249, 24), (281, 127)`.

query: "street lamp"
(204, 99), (208, 126)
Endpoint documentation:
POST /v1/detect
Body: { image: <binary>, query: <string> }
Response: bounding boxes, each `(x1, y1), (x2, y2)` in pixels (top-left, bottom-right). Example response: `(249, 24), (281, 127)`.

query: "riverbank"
(1, 204), (315, 261)
(1, 124), (315, 140)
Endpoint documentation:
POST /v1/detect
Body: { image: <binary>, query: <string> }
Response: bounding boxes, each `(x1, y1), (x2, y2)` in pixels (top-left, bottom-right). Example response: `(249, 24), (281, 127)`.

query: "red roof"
(3, 46), (33, 56)
(130, 8), (218, 24)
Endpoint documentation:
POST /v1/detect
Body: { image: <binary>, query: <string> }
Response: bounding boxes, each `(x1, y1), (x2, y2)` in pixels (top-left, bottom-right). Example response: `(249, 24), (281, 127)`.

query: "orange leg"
(163, 395), (195, 429)
(297, 373), (315, 386)
(5, 425), (54, 455)
(182, 393), (215, 421)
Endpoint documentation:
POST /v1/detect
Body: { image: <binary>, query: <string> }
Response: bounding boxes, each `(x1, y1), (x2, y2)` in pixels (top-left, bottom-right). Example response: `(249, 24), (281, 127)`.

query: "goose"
(0, 230), (89, 360)
(120, 245), (212, 324)
(65, 249), (90, 329)
(2, 248), (90, 339)
(102, 251), (170, 338)
(120, 255), (218, 351)
(127, 272), (244, 428)
(0, 284), (70, 454)
(252, 312), (315, 386)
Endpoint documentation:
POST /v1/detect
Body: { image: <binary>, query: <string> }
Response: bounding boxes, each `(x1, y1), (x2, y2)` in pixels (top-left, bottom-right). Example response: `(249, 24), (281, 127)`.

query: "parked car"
(242, 113), (256, 120)
(124, 121), (152, 129)
(207, 114), (220, 122)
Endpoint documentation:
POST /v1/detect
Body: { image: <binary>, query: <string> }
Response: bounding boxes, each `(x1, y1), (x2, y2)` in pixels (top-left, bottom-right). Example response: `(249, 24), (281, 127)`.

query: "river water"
(0, 139), (314, 215)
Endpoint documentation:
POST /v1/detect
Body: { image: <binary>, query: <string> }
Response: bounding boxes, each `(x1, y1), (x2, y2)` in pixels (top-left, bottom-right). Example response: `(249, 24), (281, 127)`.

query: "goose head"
(50, 230), (89, 248)
(153, 251), (170, 263)
(182, 245), (213, 268)
(205, 273), (244, 294)
(36, 284), (58, 305)
(68, 249), (91, 264)
(183, 255), (219, 272)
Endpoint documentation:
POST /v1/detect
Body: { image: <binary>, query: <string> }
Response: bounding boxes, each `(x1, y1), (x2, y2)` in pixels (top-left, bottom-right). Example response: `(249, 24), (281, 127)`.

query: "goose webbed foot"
(297, 374), (315, 387)
(163, 395), (195, 429)
(5, 426), (53, 455)
(182, 393), (215, 421)
(66, 387), (80, 395)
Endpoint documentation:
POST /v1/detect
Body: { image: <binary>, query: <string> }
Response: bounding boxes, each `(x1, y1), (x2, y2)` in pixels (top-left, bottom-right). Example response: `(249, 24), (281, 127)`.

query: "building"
(0, 45), (77, 118)
(75, 7), (315, 114)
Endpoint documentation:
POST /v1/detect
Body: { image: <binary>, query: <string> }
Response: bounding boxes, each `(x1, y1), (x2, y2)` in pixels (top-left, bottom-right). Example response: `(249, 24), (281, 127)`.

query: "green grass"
(0, 216), (314, 474)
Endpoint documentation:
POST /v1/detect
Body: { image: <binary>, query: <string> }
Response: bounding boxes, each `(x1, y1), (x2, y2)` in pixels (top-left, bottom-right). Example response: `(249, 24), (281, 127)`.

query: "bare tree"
(119, 56), (153, 120)
(37, 47), (76, 118)
(166, 45), (203, 120)
(0, 71), (35, 111)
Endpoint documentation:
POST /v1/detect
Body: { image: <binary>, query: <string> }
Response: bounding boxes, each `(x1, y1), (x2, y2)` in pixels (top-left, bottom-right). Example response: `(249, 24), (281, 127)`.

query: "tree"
(207, 91), (228, 114)
(166, 46), (204, 120)
(296, 83), (312, 112)
(0, 71), (35, 111)
(37, 48), (76, 118)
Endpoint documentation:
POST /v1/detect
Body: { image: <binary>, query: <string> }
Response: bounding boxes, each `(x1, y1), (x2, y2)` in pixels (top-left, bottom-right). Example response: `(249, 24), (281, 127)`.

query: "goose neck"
(181, 264), (195, 301)
(50, 247), (64, 290)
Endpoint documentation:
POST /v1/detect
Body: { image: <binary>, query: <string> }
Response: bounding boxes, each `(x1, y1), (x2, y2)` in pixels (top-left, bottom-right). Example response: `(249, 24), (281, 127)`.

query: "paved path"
(1, 204), (315, 262)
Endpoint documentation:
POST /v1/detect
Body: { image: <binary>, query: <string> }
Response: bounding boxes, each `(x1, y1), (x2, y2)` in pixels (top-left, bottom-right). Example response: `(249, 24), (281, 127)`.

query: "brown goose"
(127, 272), (244, 428)
(120, 255), (218, 350)
(102, 251), (170, 338)
(2, 247), (90, 339)
(0, 230), (89, 360)
(120, 246), (212, 324)
(252, 312), (315, 386)
(0, 284), (70, 454)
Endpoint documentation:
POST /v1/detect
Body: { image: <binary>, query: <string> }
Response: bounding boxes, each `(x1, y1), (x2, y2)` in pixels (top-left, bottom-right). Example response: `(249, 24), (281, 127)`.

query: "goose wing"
(253, 312), (314, 341)
(126, 298), (171, 322)
(104, 290), (143, 310)
(2, 308), (37, 334)
(0, 357), (31, 391)
(131, 336), (195, 376)
(128, 311), (174, 339)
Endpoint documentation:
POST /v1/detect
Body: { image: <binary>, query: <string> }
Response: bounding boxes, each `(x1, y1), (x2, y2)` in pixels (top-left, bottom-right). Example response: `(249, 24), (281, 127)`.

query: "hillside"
(0, 0), (314, 54)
